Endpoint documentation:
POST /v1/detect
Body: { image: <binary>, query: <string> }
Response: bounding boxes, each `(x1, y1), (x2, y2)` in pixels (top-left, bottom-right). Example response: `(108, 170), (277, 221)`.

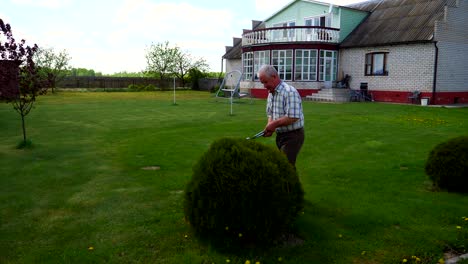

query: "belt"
(277, 127), (304, 134)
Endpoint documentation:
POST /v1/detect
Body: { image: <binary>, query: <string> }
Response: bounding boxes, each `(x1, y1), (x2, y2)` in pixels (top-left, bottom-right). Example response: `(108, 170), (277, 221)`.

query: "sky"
(1, 0), (366, 74)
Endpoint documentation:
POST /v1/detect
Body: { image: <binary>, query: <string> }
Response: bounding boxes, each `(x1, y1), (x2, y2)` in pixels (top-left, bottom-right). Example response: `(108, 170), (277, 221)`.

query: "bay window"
(254, 50), (270, 80)
(272, 50), (293, 81)
(295, 49), (317, 81)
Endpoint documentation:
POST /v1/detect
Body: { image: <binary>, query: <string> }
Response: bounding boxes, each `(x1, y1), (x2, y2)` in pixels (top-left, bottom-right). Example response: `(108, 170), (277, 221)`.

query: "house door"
(324, 57), (333, 82)
(319, 50), (337, 85)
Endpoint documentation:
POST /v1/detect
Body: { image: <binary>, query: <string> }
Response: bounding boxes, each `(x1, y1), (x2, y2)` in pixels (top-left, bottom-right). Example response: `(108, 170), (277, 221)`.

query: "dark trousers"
(276, 128), (305, 166)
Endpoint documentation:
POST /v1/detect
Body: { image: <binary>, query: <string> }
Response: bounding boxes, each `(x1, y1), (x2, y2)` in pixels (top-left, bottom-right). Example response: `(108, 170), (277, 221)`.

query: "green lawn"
(1, 91), (467, 264)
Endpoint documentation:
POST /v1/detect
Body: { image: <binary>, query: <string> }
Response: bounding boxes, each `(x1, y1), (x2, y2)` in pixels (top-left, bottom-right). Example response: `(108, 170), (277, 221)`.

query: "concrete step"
(305, 88), (350, 102)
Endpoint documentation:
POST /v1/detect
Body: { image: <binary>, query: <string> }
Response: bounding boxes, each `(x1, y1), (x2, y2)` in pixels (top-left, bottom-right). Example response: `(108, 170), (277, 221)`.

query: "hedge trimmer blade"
(246, 130), (264, 140)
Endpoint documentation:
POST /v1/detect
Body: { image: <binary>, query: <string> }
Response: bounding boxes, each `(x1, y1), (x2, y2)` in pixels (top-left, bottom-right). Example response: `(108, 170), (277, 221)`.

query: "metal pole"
(230, 93), (232, 115)
(173, 76), (176, 105)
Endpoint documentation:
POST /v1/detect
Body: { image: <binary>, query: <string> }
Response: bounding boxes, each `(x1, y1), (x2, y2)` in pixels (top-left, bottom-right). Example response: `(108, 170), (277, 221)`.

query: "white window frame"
(319, 50), (337, 81)
(272, 50), (293, 81)
(304, 15), (331, 27)
(254, 50), (270, 80)
(272, 20), (296, 41)
(242, 52), (253, 80)
(295, 49), (318, 81)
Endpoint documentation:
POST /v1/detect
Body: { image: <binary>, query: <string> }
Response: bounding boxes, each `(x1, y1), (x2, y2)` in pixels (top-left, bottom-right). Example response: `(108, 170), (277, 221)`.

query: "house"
(222, 0), (468, 104)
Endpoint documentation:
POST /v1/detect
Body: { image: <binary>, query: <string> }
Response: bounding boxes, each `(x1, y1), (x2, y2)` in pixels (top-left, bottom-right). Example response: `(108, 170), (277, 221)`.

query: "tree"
(173, 49), (209, 87)
(187, 68), (207, 90)
(106, 71), (149, 77)
(34, 47), (71, 93)
(0, 18), (49, 147)
(67, 67), (102, 77)
(145, 41), (178, 80)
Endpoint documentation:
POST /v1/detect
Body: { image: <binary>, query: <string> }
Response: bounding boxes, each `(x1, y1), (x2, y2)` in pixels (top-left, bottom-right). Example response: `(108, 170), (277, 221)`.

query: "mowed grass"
(0, 90), (467, 264)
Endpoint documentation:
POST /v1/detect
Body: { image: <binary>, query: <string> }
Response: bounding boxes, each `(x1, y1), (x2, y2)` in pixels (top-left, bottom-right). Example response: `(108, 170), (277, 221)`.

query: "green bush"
(144, 84), (156, 91)
(184, 137), (304, 246)
(425, 135), (468, 193)
(128, 84), (142, 91)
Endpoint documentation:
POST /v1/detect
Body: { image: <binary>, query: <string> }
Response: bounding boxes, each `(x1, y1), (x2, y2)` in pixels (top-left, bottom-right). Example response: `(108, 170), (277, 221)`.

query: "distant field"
(1, 91), (467, 263)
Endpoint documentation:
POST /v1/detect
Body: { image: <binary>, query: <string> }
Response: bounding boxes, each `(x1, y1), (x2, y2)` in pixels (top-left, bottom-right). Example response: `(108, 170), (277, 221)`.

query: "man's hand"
(264, 118), (275, 137)
(263, 129), (274, 137)
(264, 116), (299, 137)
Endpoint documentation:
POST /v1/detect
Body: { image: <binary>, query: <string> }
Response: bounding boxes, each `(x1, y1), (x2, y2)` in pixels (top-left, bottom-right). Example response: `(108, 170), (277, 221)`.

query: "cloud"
(113, 1), (234, 38)
(109, 0), (236, 71)
(114, 0), (146, 24)
(10, 0), (72, 8)
(254, 0), (291, 19)
(69, 45), (146, 74)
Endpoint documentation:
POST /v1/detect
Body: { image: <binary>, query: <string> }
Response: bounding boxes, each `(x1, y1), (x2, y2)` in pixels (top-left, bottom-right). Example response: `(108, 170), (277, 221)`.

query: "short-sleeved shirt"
(266, 81), (304, 133)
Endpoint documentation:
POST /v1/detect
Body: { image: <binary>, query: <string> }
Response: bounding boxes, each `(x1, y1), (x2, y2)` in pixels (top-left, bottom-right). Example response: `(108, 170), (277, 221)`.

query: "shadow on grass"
(186, 200), (371, 262)
(16, 139), (33, 149)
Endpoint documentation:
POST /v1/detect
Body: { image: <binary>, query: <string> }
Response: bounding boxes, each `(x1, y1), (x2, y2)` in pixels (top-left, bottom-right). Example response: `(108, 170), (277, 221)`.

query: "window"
(272, 21), (296, 41)
(319, 50), (337, 81)
(295, 49), (317, 81)
(272, 50), (293, 81)
(304, 15), (331, 27)
(365, 52), (388, 76)
(254, 50), (270, 80)
(242, 52), (253, 80)
(305, 15), (331, 40)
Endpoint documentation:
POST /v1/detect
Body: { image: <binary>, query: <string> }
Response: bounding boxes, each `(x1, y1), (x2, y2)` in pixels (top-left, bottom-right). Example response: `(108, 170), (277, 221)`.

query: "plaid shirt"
(266, 81), (304, 133)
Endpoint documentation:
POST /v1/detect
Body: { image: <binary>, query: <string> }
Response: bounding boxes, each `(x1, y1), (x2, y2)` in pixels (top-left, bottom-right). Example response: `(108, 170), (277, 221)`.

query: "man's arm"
(264, 116), (299, 137)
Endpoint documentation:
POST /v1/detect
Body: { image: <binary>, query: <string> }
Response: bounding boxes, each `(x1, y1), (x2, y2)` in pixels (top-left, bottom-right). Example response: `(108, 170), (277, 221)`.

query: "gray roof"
(223, 20), (263, 60)
(223, 37), (242, 59)
(222, 0), (459, 58)
(341, 0), (457, 48)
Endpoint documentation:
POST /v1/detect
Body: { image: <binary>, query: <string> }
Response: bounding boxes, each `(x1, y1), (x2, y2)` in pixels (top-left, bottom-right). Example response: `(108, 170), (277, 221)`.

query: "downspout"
(218, 57), (224, 85)
(432, 42), (439, 104)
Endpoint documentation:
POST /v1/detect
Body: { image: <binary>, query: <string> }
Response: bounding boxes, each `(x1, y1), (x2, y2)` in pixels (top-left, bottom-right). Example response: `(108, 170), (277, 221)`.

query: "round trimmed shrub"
(425, 135), (468, 193)
(184, 137), (304, 245)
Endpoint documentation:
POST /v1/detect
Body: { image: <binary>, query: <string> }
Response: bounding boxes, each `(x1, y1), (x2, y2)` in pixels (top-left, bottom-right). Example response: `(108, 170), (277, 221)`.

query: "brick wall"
(434, 0), (468, 93)
(339, 43), (435, 93)
(225, 59), (242, 75)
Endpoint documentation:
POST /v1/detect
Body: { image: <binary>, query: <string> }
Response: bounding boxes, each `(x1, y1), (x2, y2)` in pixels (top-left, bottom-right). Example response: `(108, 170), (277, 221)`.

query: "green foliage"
(67, 67), (103, 77)
(128, 84), (158, 92)
(105, 71), (151, 77)
(145, 41), (178, 80)
(33, 47), (71, 92)
(206, 72), (225, 79)
(425, 135), (468, 193)
(145, 40), (210, 87)
(188, 68), (207, 90)
(184, 137), (304, 246)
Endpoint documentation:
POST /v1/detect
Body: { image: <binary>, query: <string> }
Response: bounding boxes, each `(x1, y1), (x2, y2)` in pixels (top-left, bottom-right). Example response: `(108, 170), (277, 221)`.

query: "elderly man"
(258, 65), (305, 167)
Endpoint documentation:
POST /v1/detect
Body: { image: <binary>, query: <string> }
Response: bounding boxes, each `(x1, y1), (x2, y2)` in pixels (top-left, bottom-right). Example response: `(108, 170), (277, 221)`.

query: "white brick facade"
(434, 0), (468, 92)
(339, 43), (436, 92)
(225, 59), (242, 75)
